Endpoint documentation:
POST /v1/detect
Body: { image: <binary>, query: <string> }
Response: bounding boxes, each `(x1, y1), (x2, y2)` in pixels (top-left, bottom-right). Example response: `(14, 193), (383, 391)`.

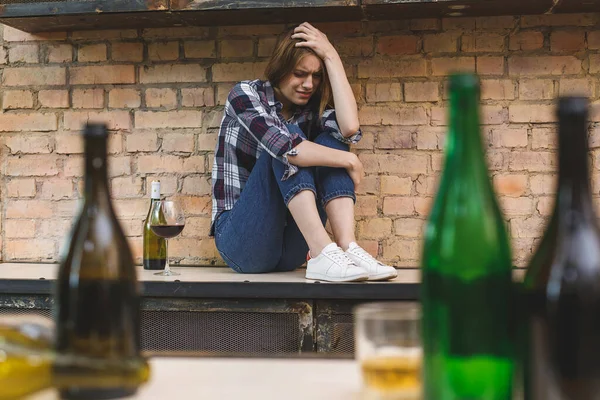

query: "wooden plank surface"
(0, 0), (169, 17)
(362, 0), (552, 19)
(172, 6), (362, 26)
(0, 0), (597, 33)
(172, 0), (358, 10)
(554, 0), (600, 14)
(0, 263), (420, 284)
(0, 263), (420, 300)
(28, 357), (362, 400)
(0, 263), (526, 285)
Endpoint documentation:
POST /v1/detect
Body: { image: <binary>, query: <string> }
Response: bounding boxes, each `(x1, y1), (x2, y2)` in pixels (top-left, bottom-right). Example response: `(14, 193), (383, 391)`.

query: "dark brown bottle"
(522, 97), (600, 399)
(54, 123), (142, 399)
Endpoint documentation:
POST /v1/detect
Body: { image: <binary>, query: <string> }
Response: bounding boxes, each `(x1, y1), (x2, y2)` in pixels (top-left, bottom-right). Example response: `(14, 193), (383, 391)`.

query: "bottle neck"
(84, 136), (110, 201)
(150, 183), (161, 202)
(445, 86), (488, 174)
(555, 115), (593, 214)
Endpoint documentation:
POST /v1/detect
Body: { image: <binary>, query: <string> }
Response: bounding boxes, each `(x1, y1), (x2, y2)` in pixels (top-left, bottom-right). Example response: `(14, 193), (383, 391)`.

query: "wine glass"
(149, 200), (185, 276)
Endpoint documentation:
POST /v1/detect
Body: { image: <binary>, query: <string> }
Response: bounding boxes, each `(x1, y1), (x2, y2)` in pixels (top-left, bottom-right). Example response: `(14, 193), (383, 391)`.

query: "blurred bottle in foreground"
(521, 97), (600, 399)
(0, 319), (149, 400)
(143, 180), (167, 270)
(54, 123), (144, 399)
(421, 73), (513, 399)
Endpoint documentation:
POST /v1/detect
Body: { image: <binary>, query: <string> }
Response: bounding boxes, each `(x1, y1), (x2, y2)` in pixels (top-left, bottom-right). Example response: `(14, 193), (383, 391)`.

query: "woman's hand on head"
(291, 22), (337, 61)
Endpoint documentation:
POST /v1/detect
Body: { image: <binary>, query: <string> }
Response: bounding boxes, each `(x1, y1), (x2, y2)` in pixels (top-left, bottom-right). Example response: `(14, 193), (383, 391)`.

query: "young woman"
(210, 22), (397, 282)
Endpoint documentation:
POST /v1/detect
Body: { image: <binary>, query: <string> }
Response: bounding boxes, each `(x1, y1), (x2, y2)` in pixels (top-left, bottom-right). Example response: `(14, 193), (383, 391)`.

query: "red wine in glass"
(150, 225), (185, 239)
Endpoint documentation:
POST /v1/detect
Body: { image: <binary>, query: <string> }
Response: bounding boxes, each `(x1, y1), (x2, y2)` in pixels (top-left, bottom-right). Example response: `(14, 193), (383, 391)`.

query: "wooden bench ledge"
(0, 263), (420, 300)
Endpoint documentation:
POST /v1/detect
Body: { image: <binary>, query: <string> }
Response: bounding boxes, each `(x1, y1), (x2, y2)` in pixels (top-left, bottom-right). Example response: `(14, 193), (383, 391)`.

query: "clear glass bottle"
(143, 181), (166, 270)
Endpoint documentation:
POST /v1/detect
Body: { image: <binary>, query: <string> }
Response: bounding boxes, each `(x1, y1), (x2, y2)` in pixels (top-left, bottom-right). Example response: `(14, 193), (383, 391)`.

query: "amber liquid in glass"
(362, 354), (422, 398)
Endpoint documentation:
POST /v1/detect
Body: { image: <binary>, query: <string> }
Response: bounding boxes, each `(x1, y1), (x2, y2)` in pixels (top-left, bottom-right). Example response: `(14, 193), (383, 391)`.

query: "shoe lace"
(328, 247), (356, 268)
(351, 246), (383, 265)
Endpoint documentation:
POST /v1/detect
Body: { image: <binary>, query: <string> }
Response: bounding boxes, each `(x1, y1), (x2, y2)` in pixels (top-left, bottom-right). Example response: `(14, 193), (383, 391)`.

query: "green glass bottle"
(143, 180), (167, 270)
(421, 73), (513, 400)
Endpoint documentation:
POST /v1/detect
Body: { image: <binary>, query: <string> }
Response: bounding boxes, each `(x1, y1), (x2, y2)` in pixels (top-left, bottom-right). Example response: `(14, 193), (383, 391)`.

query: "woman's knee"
(270, 155), (316, 184)
(314, 132), (350, 152)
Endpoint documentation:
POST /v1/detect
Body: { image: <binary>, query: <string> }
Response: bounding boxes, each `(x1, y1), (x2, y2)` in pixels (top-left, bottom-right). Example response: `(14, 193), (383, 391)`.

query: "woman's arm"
(228, 81), (304, 158)
(292, 22), (360, 137)
(226, 81), (306, 180)
(288, 140), (364, 188)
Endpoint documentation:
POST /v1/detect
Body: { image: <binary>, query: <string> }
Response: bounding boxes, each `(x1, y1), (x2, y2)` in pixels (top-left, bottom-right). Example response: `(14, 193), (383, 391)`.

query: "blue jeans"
(214, 126), (356, 274)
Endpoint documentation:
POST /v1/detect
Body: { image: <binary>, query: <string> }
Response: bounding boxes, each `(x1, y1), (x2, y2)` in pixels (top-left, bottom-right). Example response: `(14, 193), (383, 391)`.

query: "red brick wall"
(1, 13), (598, 267)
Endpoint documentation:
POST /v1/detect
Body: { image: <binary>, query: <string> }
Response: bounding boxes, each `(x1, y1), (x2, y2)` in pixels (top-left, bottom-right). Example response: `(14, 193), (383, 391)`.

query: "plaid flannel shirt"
(210, 79), (362, 236)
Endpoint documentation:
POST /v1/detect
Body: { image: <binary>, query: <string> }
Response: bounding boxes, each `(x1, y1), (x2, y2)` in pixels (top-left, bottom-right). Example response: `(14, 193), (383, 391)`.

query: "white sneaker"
(306, 243), (369, 282)
(345, 242), (398, 281)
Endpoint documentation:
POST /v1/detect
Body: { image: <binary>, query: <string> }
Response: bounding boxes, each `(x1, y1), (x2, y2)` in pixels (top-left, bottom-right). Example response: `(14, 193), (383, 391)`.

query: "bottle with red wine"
(54, 123), (145, 400)
(521, 97), (600, 399)
(143, 181), (166, 270)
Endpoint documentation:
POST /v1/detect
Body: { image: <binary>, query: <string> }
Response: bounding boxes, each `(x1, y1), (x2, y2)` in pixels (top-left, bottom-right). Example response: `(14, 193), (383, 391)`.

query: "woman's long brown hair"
(264, 27), (333, 121)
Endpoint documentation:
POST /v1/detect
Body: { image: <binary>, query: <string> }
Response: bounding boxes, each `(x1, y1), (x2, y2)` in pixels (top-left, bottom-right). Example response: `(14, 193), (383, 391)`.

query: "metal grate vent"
(141, 310), (301, 355)
(0, 0), (70, 3)
(329, 314), (355, 355)
(0, 307), (303, 355)
(0, 307), (51, 319)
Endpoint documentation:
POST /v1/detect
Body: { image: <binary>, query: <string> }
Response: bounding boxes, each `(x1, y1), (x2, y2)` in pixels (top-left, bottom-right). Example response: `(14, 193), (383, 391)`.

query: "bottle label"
(150, 181), (161, 200)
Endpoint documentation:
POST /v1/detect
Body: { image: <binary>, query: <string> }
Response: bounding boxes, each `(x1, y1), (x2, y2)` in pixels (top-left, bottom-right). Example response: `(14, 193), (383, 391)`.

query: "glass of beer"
(354, 302), (422, 400)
